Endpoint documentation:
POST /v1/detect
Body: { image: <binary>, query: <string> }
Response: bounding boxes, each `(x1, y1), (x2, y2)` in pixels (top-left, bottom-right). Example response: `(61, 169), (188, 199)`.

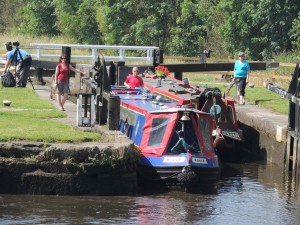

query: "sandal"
(60, 107), (65, 111)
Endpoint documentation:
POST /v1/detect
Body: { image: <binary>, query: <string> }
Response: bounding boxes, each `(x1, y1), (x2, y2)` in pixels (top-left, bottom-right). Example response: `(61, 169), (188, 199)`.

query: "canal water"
(1, 160), (300, 225)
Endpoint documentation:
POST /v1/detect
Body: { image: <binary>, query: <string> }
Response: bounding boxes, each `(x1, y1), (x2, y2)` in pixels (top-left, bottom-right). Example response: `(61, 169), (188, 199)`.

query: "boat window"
(168, 120), (201, 153)
(198, 117), (213, 151)
(148, 118), (169, 147)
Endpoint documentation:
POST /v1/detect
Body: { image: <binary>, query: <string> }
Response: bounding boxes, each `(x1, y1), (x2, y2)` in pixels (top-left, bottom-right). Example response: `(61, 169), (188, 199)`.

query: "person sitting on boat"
(124, 67), (144, 88)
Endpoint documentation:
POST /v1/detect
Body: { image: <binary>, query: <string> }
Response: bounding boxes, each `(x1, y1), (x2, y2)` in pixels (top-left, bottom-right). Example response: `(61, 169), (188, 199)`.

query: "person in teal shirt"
(234, 52), (250, 105)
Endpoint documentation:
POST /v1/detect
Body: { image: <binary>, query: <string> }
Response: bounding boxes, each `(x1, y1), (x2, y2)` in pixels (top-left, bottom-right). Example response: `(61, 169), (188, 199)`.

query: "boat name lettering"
(222, 130), (241, 140)
(192, 157), (208, 164)
(163, 157), (186, 163)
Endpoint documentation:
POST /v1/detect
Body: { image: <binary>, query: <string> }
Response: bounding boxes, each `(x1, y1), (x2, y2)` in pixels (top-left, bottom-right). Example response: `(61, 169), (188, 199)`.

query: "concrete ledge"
(236, 104), (288, 142)
(0, 141), (139, 195)
(235, 104), (288, 167)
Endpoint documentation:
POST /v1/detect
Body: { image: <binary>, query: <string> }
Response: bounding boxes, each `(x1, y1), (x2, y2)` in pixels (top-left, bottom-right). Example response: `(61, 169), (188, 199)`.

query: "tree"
(17, 0), (59, 36)
(98, 0), (180, 51)
(72, 0), (103, 44)
(0, 0), (25, 33)
(133, 0), (180, 49)
(52, 0), (102, 44)
(168, 0), (215, 56)
(4, 0), (300, 60)
(290, 12), (300, 50)
(217, 0), (300, 60)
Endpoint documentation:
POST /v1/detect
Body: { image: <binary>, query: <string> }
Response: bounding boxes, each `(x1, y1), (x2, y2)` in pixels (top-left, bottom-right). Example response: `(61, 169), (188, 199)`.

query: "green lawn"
(0, 88), (102, 143)
(187, 76), (289, 115)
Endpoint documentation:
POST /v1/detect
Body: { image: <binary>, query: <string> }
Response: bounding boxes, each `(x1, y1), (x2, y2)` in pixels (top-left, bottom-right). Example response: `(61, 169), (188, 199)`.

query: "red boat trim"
(140, 112), (179, 157)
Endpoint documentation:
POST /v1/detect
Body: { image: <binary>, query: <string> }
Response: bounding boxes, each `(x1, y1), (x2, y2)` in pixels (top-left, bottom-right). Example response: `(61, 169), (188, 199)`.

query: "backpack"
(1, 71), (16, 87)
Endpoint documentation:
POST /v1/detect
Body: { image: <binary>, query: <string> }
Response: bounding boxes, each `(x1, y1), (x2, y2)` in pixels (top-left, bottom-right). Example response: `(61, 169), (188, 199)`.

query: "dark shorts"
(236, 78), (247, 96)
(57, 80), (69, 94)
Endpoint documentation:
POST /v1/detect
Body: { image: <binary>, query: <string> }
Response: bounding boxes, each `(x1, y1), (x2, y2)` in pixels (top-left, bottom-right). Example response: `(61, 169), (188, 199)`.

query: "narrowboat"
(111, 86), (220, 190)
(110, 69), (243, 190)
(85, 57), (244, 190)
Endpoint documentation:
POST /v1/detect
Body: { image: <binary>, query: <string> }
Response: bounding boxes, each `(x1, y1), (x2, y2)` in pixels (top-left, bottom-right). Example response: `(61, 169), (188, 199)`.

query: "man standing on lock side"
(3, 42), (32, 87)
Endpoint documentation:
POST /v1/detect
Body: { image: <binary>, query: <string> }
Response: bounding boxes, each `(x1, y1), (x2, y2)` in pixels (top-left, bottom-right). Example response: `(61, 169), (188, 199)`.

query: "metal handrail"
(29, 43), (159, 64)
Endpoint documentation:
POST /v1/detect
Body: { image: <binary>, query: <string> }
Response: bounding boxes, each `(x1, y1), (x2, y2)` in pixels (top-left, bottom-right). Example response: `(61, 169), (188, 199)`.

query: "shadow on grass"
(254, 99), (274, 105)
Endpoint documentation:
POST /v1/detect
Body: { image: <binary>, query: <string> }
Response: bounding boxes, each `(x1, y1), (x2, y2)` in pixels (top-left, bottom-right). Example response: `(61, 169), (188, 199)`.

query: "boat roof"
(143, 76), (199, 105)
(113, 75), (202, 113)
(116, 91), (179, 113)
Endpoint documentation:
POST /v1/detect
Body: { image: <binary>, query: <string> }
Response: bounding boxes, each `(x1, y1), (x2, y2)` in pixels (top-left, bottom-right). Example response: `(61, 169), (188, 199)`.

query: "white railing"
(29, 43), (159, 65)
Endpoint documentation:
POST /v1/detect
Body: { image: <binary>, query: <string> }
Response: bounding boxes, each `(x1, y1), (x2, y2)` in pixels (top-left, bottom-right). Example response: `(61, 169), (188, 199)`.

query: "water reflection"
(1, 161), (300, 225)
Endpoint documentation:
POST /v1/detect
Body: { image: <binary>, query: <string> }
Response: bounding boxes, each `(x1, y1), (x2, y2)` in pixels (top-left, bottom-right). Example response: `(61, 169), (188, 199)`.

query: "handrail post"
(119, 49), (125, 61)
(36, 48), (41, 60)
(92, 48), (97, 64)
(146, 50), (152, 65)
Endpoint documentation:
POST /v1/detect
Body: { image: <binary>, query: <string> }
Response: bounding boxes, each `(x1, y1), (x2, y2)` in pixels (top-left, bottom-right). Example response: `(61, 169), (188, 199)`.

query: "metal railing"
(29, 43), (159, 64)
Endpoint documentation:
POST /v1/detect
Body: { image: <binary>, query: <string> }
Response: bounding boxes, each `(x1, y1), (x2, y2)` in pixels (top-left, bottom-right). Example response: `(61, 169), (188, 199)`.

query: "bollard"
(108, 93), (120, 130)
(35, 68), (45, 85)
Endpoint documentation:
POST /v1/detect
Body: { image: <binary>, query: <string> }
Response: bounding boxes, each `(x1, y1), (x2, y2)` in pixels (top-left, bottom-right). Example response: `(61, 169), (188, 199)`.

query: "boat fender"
(177, 167), (198, 186)
(213, 135), (236, 152)
(213, 136), (226, 149)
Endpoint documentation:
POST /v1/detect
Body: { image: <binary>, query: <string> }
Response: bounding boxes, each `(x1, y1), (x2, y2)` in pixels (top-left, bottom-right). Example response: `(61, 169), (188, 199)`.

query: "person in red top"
(124, 67), (144, 88)
(54, 54), (85, 111)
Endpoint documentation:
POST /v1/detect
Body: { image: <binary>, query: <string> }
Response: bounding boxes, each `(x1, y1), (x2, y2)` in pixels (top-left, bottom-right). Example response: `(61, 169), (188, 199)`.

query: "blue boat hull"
(136, 154), (220, 189)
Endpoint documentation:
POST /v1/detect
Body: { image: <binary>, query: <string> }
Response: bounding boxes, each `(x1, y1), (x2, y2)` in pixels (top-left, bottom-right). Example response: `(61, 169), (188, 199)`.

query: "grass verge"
(0, 88), (102, 143)
(186, 74), (289, 115)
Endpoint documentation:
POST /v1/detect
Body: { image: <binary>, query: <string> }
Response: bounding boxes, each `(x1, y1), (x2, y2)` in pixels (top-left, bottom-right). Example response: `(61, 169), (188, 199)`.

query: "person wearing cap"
(234, 52), (250, 105)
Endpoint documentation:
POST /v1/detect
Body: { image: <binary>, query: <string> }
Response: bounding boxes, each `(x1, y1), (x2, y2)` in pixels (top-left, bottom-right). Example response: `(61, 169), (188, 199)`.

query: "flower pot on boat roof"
(155, 65), (170, 80)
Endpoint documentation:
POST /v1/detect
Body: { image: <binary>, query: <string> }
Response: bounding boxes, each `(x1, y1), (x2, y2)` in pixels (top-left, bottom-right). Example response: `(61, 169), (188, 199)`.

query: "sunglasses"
(133, 70), (138, 72)
(239, 55), (244, 57)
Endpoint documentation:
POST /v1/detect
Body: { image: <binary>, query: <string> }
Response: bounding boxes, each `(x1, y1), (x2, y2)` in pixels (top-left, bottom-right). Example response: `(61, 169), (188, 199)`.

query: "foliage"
(168, 0), (212, 55)
(217, 0), (300, 60)
(54, 0), (102, 44)
(4, 0), (300, 59)
(290, 12), (300, 50)
(0, 0), (25, 33)
(17, 0), (59, 36)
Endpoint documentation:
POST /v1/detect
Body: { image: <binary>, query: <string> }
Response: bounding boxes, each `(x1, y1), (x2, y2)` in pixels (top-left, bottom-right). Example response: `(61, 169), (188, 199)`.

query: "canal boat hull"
(113, 83), (221, 190)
